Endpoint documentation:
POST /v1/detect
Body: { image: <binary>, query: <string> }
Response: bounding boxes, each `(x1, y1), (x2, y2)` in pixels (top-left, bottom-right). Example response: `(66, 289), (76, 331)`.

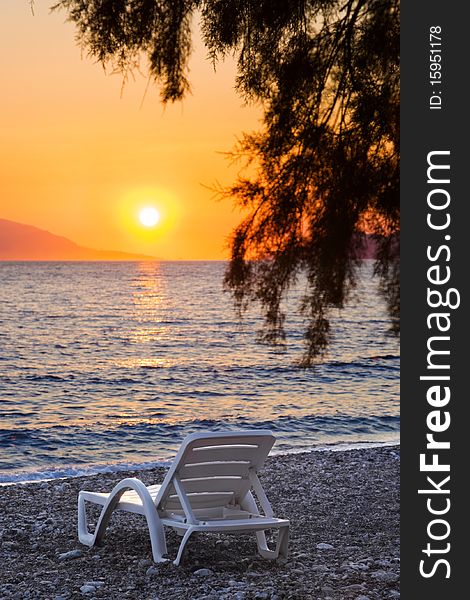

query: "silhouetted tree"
(54, 0), (400, 364)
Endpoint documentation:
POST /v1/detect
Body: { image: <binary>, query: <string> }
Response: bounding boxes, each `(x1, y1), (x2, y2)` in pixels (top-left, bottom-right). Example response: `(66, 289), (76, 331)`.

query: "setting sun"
(139, 207), (160, 228)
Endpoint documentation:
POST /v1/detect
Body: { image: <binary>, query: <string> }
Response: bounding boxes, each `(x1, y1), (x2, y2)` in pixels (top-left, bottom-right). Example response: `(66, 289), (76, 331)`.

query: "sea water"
(0, 261), (399, 483)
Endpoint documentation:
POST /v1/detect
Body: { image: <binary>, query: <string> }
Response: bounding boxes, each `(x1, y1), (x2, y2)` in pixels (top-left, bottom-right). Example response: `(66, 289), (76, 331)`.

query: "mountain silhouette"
(0, 219), (156, 261)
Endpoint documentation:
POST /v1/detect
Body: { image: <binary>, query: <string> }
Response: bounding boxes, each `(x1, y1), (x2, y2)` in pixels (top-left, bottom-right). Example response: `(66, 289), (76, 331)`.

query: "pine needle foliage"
(54, 0), (400, 364)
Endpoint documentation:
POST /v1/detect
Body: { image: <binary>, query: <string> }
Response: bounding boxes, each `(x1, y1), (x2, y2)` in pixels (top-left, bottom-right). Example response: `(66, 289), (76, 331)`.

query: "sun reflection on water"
(113, 357), (175, 369)
(130, 261), (168, 342)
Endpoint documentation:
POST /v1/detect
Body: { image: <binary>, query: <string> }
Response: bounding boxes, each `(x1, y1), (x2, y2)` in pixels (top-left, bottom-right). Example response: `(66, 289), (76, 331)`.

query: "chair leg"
(77, 478), (168, 563)
(256, 530), (276, 559)
(241, 491), (289, 560)
(77, 494), (96, 547)
(277, 525), (289, 559)
(77, 493), (120, 548)
(255, 526), (289, 560)
(173, 527), (195, 566)
(144, 505), (168, 563)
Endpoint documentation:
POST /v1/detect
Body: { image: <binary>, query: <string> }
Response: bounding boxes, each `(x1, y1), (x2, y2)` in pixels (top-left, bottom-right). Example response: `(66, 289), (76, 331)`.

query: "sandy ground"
(0, 446), (400, 599)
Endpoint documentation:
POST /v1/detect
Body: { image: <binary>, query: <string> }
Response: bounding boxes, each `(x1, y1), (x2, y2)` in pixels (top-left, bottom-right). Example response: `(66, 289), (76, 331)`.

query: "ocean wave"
(24, 374), (67, 382)
(0, 412), (400, 482)
(0, 459), (170, 485)
(0, 438), (400, 485)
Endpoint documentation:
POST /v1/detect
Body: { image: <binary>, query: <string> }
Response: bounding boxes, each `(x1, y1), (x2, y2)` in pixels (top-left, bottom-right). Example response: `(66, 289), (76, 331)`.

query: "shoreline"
(0, 445), (399, 599)
(0, 438), (400, 486)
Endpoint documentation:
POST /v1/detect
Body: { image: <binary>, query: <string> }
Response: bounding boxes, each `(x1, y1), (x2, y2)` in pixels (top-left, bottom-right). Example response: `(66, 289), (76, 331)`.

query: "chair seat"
(161, 515), (290, 532)
(80, 484), (162, 514)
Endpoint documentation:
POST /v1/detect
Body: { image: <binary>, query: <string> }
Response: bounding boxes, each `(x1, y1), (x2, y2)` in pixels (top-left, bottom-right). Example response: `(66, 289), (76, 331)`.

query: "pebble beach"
(0, 446), (400, 600)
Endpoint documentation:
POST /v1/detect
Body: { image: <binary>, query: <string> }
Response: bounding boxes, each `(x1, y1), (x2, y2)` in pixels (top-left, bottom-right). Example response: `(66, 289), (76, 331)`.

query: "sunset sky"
(0, 2), (261, 259)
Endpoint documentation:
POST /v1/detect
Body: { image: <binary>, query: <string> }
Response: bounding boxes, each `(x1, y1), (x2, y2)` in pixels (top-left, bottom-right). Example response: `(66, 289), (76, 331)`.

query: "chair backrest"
(155, 431), (275, 514)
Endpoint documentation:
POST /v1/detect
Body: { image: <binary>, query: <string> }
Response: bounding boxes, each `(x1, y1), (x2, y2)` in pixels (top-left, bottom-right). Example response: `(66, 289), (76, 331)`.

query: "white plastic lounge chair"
(77, 430), (289, 565)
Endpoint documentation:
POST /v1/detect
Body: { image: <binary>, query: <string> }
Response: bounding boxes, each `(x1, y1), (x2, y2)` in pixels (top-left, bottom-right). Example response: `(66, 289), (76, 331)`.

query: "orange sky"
(0, 2), (261, 259)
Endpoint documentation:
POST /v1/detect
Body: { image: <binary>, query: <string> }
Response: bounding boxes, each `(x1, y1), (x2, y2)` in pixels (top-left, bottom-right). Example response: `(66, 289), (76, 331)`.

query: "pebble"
(247, 571), (262, 578)
(343, 584), (365, 592)
(316, 542), (335, 550)
(371, 569), (399, 583)
(58, 549), (82, 561)
(375, 559), (391, 567)
(193, 568), (214, 577)
(85, 581), (105, 588)
(310, 564), (329, 573)
(79, 585), (96, 594)
(139, 558), (153, 568)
